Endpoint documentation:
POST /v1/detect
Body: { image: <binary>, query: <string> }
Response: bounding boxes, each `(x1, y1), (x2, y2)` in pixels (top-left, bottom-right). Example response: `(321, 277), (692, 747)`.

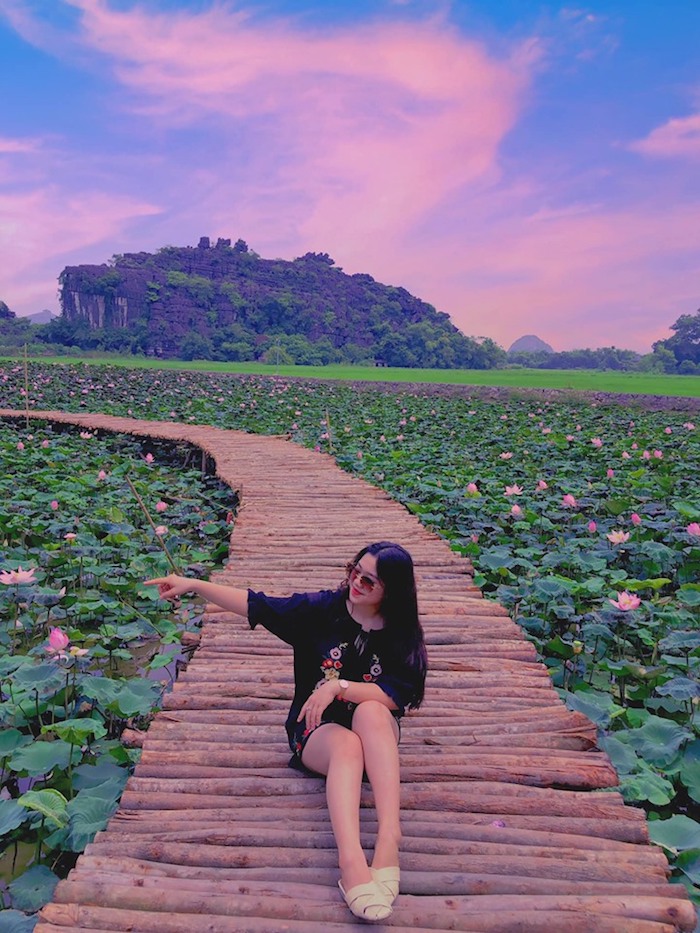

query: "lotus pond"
(0, 416), (236, 926)
(1, 361), (700, 920)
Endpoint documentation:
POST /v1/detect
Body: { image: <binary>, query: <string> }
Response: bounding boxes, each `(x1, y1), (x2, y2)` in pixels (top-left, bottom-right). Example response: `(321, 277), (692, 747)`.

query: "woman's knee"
(352, 700), (396, 733)
(305, 723), (363, 767)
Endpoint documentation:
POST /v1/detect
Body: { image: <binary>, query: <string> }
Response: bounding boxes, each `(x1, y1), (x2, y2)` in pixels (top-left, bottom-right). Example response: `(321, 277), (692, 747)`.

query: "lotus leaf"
(0, 798), (30, 836)
(42, 718), (108, 745)
(680, 740), (700, 803)
(598, 734), (639, 774)
(655, 677), (700, 700)
(12, 664), (65, 695)
(619, 768), (675, 806)
(64, 790), (119, 852)
(675, 849), (700, 885)
(677, 589), (700, 607)
(105, 678), (162, 718)
(559, 688), (623, 727)
(659, 631), (700, 653)
(7, 865), (60, 913)
(10, 740), (80, 776)
(0, 909), (39, 932)
(648, 815), (700, 854)
(624, 715), (691, 766)
(17, 789), (68, 828)
(0, 728), (33, 757)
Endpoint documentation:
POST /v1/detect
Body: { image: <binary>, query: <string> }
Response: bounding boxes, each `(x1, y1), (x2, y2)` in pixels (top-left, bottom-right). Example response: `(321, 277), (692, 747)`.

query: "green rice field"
(9, 354), (700, 398)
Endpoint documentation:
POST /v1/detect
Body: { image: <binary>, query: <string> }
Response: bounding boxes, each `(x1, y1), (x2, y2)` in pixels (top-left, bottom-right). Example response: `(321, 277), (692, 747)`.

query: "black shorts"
(287, 703), (401, 775)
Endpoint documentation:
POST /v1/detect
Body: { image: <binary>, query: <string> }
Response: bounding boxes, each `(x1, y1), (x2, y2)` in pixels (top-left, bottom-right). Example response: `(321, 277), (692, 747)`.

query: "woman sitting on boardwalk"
(147, 541), (427, 923)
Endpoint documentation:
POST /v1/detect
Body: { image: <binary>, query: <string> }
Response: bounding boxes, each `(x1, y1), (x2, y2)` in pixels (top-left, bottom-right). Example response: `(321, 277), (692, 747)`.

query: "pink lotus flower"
(609, 592), (641, 611)
(356, 451), (363, 460)
(0, 566), (36, 585)
(154, 525), (168, 536)
(510, 505), (522, 517)
(466, 482), (479, 494)
(63, 532), (77, 541)
(630, 513), (642, 526)
(536, 480), (548, 490)
(155, 501), (168, 512)
(591, 438), (603, 448)
(79, 431), (92, 439)
(561, 494), (577, 508)
(631, 443), (638, 450)
(607, 530), (630, 545)
(50, 500), (59, 511)
(566, 434), (575, 442)
(97, 470), (107, 480)
(606, 469), (614, 478)
(47, 627), (70, 653)
(505, 484), (523, 496)
(683, 422), (695, 430)
(499, 452), (513, 460)
(587, 521), (597, 533)
(145, 453), (155, 464)
(653, 450), (663, 459)
(69, 645), (89, 657)
(41, 439), (49, 448)
(622, 451), (630, 459)
(642, 450), (651, 460)
(542, 427), (552, 435)
(16, 441), (24, 451)
(687, 523), (700, 537)
(664, 427), (672, 434)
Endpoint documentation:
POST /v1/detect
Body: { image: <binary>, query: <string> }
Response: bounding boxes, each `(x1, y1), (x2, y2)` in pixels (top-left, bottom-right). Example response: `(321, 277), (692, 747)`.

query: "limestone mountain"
(508, 334), (554, 355)
(55, 237), (505, 368)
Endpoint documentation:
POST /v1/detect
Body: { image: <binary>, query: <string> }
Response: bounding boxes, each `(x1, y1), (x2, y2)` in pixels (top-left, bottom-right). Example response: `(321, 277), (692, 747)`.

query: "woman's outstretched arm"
(144, 574), (248, 616)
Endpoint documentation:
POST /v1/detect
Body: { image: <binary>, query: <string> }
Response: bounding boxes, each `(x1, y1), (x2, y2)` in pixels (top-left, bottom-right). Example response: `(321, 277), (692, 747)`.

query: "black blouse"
(248, 587), (417, 750)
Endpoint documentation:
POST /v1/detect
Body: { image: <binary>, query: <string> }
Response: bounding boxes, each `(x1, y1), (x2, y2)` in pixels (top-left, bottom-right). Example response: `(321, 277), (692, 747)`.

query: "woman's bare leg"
(351, 701), (401, 870)
(301, 723), (371, 891)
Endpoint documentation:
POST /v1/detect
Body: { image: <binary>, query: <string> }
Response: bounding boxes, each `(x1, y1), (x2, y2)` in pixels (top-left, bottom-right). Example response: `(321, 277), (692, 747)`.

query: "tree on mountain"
(0, 300), (14, 319)
(653, 309), (700, 365)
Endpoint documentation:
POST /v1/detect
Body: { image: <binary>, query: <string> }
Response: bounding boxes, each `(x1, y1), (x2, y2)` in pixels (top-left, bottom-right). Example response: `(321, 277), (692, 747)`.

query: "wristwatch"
(338, 679), (350, 697)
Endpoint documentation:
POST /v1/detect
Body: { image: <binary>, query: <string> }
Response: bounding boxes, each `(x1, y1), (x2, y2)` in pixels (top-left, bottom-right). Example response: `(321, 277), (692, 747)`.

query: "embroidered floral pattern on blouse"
(317, 641), (349, 689)
(363, 654), (382, 682)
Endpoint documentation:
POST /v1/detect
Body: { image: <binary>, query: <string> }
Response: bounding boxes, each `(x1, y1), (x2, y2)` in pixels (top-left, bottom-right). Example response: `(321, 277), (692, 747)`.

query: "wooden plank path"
(3, 410), (695, 932)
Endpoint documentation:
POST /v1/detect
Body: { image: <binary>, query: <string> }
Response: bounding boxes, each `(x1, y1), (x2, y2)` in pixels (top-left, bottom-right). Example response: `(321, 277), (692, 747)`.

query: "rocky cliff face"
(59, 237), (458, 357)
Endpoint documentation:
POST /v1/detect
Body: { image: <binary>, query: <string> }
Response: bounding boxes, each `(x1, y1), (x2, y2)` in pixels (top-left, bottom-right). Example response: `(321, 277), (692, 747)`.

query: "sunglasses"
(348, 563), (382, 593)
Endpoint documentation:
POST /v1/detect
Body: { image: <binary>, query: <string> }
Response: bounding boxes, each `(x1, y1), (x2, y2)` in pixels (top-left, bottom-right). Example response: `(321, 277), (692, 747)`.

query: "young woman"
(146, 541), (427, 922)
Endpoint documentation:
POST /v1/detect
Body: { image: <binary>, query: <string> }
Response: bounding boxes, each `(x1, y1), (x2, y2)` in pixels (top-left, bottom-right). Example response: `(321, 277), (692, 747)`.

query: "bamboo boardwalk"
(3, 409), (696, 932)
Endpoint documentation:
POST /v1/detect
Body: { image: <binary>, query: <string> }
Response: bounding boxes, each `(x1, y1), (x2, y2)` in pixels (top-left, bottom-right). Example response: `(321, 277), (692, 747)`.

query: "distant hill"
(54, 238), (505, 368)
(25, 309), (58, 324)
(508, 334), (554, 355)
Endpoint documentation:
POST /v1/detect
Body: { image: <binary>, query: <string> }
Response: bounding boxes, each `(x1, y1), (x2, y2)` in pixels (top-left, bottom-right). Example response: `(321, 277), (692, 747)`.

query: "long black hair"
(345, 541), (427, 709)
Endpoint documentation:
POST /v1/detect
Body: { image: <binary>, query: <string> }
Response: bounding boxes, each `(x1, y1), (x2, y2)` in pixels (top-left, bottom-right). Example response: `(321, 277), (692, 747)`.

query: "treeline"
(508, 312), (700, 374)
(2, 294), (699, 375)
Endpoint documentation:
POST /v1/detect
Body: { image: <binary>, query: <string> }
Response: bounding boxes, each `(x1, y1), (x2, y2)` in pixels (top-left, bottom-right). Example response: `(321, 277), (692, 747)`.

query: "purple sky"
(1, 0), (699, 352)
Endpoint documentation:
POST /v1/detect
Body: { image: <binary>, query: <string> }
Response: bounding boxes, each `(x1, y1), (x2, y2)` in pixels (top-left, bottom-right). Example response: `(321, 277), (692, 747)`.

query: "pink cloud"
(58, 0), (536, 242)
(398, 198), (700, 352)
(630, 111), (700, 160)
(0, 136), (41, 154)
(4, 1), (698, 354)
(0, 185), (160, 313)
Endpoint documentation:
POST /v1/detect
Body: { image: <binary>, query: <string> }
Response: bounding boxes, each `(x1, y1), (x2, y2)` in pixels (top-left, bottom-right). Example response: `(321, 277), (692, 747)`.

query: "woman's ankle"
(372, 830), (401, 869)
(339, 850), (371, 890)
